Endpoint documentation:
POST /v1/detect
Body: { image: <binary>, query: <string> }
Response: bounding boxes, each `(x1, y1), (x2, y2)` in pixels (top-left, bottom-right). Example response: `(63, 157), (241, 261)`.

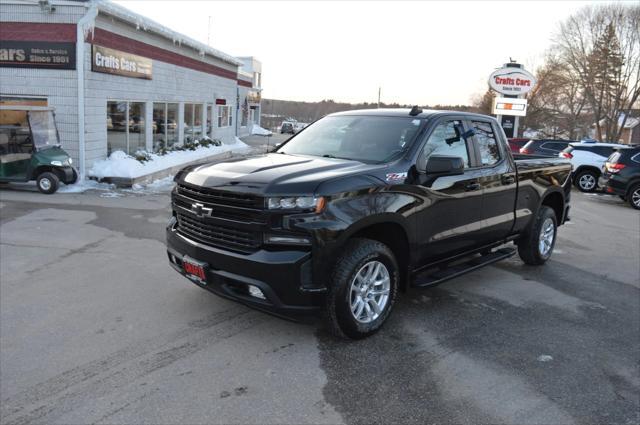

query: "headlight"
(51, 160), (63, 166)
(67, 158), (73, 165)
(266, 196), (324, 211)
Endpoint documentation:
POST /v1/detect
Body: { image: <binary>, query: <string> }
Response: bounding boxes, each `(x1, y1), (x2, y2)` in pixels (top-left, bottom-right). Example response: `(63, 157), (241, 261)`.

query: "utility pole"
(377, 87), (381, 108)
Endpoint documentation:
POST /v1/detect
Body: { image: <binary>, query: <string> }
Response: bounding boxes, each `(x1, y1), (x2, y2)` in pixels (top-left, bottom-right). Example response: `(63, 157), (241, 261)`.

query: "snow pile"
(89, 139), (249, 179)
(251, 124), (273, 136)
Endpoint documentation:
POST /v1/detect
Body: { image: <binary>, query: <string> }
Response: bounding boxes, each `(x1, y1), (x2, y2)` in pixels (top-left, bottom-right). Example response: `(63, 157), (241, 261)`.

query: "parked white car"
(559, 141), (628, 192)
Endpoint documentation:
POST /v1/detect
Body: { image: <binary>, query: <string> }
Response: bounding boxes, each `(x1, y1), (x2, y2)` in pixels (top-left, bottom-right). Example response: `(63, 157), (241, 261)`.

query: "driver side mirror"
(419, 155), (465, 176)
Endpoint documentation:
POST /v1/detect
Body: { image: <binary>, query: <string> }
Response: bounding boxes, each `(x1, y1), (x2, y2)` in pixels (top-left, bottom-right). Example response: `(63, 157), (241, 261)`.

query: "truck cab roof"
(329, 108), (494, 121)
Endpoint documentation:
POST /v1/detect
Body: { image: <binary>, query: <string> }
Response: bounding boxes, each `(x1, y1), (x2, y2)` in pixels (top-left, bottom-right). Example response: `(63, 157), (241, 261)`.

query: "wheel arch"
(540, 190), (564, 224)
(574, 165), (601, 178)
(340, 215), (412, 291)
(32, 165), (64, 181)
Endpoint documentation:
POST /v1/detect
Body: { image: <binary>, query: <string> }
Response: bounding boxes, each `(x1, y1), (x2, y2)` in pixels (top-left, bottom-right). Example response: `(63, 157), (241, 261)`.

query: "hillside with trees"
(260, 99), (480, 131)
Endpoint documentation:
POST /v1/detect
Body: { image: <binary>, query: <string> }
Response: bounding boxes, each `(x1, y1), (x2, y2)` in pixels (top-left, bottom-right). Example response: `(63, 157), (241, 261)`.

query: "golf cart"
(0, 106), (77, 194)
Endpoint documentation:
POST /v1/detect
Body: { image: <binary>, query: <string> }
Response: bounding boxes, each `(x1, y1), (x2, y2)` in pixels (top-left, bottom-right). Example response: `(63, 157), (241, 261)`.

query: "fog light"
(264, 234), (311, 245)
(248, 285), (266, 300)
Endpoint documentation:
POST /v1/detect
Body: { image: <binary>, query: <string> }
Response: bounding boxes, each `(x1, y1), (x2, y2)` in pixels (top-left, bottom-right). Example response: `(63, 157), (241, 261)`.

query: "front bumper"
(57, 166), (77, 184)
(166, 221), (323, 318)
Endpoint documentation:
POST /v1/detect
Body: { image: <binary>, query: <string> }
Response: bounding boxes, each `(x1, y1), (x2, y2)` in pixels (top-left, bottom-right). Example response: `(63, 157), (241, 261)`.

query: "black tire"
(517, 206), (557, 265)
(324, 238), (399, 339)
(36, 172), (59, 194)
(628, 183), (640, 210)
(574, 170), (598, 192)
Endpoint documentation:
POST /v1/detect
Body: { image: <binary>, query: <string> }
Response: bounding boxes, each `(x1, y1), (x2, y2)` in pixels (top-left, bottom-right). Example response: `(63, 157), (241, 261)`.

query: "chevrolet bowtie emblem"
(191, 202), (213, 218)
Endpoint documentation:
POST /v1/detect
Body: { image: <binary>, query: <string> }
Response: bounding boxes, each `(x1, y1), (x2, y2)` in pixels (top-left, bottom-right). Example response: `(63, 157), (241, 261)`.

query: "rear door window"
(471, 121), (500, 166)
(591, 146), (615, 157)
(541, 142), (567, 152)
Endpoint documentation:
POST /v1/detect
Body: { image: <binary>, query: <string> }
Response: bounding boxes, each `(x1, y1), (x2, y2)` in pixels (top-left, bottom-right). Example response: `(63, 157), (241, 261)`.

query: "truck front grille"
(176, 213), (261, 253)
(176, 184), (263, 209)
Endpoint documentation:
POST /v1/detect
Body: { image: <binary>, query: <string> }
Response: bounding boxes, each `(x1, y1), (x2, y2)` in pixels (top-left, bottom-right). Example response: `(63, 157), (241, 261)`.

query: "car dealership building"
(0, 0), (262, 177)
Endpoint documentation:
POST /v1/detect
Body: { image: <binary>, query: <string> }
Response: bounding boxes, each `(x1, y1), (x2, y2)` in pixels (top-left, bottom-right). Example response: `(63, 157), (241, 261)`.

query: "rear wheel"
(628, 183), (640, 210)
(517, 206), (557, 265)
(324, 238), (398, 339)
(36, 172), (59, 194)
(575, 170), (598, 192)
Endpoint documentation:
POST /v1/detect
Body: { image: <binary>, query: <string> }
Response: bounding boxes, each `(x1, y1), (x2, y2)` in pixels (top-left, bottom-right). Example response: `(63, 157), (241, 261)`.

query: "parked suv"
(560, 142), (628, 192)
(599, 147), (640, 209)
(520, 139), (575, 157)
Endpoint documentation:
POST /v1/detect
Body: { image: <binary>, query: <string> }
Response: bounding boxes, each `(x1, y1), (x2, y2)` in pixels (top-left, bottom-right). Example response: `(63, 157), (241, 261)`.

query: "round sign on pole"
(488, 67), (537, 95)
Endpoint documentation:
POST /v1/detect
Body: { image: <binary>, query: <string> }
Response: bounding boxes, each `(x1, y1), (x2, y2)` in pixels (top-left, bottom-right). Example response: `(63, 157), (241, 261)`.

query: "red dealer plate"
(183, 257), (207, 284)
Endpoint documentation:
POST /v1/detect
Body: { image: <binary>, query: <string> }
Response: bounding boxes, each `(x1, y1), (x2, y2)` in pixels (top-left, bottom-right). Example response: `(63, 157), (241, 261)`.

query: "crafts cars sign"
(488, 67), (536, 95)
(91, 45), (152, 79)
(0, 41), (75, 69)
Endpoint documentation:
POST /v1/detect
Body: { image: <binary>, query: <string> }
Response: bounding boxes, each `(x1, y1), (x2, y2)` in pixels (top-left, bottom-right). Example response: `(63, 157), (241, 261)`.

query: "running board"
(412, 247), (516, 288)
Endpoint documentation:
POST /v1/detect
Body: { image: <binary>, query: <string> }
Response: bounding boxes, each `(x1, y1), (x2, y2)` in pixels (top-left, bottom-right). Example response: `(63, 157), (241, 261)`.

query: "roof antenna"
(409, 105), (422, 116)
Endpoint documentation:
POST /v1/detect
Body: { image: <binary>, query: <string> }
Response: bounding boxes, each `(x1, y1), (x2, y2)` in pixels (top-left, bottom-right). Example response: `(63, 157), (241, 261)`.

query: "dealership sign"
(488, 67), (536, 95)
(91, 45), (152, 79)
(0, 41), (75, 70)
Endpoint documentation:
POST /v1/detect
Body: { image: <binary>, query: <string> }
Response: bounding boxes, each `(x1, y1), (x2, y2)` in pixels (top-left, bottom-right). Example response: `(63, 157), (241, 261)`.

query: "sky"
(114, 0), (604, 106)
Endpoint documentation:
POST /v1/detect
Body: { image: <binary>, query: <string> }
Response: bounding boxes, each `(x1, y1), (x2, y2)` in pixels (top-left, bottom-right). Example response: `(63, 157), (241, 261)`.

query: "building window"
(152, 102), (178, 152)
(241, 98), (248, 127)
(129, 102), (146, 154)
(106, 101), (146, 155)
(184, 103), (204, 142)
(217, 105), (232, 128)
(206, 105), (214, 138)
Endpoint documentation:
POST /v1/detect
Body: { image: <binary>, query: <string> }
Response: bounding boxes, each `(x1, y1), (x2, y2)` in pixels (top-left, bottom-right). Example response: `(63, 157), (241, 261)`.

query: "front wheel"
(36, 172), (59, 194)
(324, 238), (399, 339)
(628, 183), (640, 210)
(517, 206), (557, 265)
(575, 170), (598, 192)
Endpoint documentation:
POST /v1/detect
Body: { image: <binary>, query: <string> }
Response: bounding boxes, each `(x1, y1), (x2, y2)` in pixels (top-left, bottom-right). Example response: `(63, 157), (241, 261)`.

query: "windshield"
(29, 111), (60, 149)
(276, 115), (423, 163)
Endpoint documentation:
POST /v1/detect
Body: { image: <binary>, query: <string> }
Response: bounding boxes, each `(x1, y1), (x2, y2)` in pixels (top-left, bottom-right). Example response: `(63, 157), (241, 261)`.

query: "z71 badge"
(385, 172), (407, 182)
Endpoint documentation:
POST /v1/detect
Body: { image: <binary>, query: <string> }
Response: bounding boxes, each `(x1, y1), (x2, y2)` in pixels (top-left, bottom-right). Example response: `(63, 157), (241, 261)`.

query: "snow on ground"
(58, 179), (116, 193)
(88, 139), (249, 179)
(59, 176), (176, 196)
(251, 124), (273, 136)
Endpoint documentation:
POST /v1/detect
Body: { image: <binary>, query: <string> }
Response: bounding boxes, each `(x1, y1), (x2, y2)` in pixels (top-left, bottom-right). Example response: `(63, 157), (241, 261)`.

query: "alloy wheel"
(578, 174), (596, 191)
(349, 260), (391, 324)
(538, 217), (555, 257)
(632, 188), (640, 208)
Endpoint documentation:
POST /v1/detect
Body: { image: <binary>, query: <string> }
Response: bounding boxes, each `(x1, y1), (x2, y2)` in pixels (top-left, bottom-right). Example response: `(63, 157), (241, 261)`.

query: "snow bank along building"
(0, 0), (263, 177)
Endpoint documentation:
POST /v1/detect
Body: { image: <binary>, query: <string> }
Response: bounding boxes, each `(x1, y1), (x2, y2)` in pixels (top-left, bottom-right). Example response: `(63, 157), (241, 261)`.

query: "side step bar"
(412, 247), (516, 288)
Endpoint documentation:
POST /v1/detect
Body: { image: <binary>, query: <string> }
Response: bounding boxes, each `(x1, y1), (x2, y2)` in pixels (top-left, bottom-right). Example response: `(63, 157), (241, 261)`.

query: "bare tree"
(555, 3), (640, 141)
(522, 56), (589, 139)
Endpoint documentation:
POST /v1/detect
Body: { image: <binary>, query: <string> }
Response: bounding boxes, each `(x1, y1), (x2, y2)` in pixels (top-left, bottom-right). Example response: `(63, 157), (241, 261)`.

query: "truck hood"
(179, 153), (385, 195)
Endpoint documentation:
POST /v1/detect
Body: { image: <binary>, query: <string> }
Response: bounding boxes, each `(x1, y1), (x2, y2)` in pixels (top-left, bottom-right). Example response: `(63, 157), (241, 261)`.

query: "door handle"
(465, 182), (481, 192)
(502, 175), (516, 185)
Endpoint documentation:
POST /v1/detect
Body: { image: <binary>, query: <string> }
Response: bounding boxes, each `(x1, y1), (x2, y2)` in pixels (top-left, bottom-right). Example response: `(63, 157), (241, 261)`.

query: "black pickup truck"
(167, 109), (571, 339)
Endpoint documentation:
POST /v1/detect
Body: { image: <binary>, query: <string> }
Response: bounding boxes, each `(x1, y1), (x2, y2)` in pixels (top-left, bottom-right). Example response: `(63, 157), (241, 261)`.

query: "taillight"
(520, 148), (531, 154)
(605, 162), (626, 173)
(561, 152), (573, 159)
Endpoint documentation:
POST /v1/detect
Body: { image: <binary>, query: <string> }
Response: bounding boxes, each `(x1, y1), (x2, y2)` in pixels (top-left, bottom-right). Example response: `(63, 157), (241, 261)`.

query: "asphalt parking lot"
(0, 184), (638, 424)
